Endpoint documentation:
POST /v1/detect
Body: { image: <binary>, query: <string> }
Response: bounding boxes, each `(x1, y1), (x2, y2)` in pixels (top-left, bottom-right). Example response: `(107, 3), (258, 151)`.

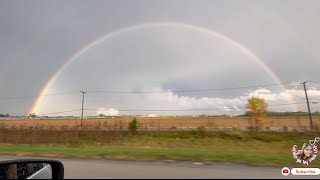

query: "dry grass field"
(0, 116), (319, 129)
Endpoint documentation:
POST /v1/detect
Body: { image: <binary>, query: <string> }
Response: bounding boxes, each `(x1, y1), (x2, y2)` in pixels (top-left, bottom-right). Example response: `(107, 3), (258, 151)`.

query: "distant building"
(147, 114), (158, 117)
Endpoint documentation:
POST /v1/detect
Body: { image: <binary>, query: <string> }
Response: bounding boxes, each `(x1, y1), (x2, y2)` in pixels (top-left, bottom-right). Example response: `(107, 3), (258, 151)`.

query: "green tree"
(29, 113), (37, 119)
(128, 118), (138, 135)
(246, 96), (268, 130)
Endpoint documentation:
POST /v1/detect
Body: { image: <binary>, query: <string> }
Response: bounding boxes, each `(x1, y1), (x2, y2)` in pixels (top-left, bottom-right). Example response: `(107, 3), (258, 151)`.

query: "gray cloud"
(0, 0), (319, 115)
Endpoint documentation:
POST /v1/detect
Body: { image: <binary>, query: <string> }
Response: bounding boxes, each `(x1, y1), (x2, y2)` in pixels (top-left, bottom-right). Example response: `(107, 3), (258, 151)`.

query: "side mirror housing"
(0, 159), (64, 179)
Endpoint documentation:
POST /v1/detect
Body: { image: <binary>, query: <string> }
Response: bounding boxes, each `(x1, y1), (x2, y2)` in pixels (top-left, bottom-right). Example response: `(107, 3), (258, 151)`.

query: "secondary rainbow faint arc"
(31, 22), (298, 114)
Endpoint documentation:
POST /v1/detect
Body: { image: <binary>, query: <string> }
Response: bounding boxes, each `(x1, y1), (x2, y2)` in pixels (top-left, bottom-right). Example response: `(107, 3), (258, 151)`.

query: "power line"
(308, 81), (320, 85)
(0, 91), (79, 100)
(85, 108), (221, 112)
(86, 82), (296, 94)
(0, 100), (32, 105)
(267, 102), (315, 107)
(82, 102), (312, 112)
(0, 81), (318, 100)
(40, 109), (82, 116)
(32, 101), (320, 116)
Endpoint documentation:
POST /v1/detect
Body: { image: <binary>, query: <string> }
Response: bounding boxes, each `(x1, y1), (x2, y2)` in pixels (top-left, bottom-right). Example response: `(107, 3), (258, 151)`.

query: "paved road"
(0, 155), (318, 179)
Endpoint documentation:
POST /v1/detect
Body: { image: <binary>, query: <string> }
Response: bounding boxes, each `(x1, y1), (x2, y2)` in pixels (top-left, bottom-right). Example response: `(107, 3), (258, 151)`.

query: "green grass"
(0, 144), (295, 166)
(1, 130), (320, 167)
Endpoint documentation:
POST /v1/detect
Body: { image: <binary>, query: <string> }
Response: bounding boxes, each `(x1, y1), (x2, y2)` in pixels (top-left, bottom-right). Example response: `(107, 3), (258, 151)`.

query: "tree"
(128, 118), (138, 135)
(0, 114), (9, 117)
(245, 96), (268, 129)
(29, 113), (37, 119)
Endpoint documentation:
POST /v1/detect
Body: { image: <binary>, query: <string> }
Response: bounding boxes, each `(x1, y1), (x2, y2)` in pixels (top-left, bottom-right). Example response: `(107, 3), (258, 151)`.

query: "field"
(0, 127), (319, 166)
(1, 116), (320, 166)
(0, 116), (320, 130)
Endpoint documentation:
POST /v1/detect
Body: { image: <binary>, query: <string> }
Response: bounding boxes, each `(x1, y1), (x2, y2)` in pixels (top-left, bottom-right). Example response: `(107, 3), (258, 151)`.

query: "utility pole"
(301, 82), (313, 130)
(80, 91), (86, 127)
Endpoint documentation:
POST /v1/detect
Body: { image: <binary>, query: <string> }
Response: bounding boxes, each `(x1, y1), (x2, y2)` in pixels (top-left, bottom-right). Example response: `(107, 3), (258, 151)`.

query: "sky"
(0, 0), (320, 116)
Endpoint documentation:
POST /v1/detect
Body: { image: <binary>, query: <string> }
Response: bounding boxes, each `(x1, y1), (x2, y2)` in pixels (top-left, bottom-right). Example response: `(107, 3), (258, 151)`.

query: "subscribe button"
(291, 168), (320, 175)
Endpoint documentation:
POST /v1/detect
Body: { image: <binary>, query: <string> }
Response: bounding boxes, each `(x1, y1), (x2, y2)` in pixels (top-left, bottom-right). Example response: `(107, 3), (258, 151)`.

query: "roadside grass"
(0, 130), (319, 167)
(0, 144), (295, 166)
(0, 143), (316, 167)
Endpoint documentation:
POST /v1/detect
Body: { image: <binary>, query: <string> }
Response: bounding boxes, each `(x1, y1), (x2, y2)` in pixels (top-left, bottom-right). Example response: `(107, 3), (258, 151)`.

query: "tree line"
(240, 111), (320, 117)
(0, 114), (9, 117)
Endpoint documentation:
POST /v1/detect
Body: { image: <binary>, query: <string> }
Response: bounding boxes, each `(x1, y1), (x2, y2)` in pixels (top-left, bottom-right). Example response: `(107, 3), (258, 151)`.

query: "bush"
(248, 132), (282, 142)
(217, 131), (249, 141)
(196, 126), (209, 138)
(128, 118), (138, 135)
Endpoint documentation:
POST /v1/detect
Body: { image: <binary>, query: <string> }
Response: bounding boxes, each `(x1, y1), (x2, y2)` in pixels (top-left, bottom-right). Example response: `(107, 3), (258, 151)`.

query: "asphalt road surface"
(0, 155), (319, 179)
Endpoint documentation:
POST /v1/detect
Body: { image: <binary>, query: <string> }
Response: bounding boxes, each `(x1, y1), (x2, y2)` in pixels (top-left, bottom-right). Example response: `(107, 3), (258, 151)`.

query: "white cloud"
(37, 86), (320, 116)
(233, 105), (241, 111)
(223, 106), (231, 112)
(307, 89), (320, 97)
(248, 88), (277, 101)
(251, 88), (272, 94)
(147, 114), (158, 117)
(142, 87), (320, 114)
(97, 108), (119, 116)
(289, 82), (302, 86)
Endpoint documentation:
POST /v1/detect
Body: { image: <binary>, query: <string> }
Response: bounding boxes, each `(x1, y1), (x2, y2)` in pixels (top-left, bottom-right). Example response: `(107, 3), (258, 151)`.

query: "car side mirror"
(0, 159), (64, 179)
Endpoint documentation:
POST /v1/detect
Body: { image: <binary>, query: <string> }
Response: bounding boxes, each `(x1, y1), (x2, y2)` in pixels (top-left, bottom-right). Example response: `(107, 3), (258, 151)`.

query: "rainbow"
(30, 22), (298, 114)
